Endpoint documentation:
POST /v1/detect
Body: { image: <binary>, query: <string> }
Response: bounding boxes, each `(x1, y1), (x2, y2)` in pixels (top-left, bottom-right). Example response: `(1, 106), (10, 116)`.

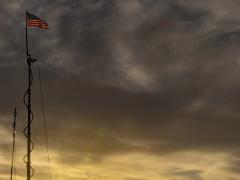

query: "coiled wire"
(22, 60), (35, 178)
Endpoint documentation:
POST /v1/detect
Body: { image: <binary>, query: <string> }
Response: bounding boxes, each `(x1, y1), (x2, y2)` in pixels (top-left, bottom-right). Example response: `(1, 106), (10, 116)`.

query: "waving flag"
(26, 12), (49, 29)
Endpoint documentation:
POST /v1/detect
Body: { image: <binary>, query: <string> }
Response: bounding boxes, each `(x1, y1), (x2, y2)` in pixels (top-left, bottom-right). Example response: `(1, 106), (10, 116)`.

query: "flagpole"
(25, 10), (48, 180)
(26, 10), (31, 180)
(25, 10), (35, 180)
(10, 107), (17, 180)
(26, 10), (29, 57)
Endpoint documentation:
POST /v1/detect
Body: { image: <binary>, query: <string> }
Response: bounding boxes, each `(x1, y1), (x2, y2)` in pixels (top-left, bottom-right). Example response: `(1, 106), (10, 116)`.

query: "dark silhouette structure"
(10, 107), (17, 180)
(23, 10), (36, 180)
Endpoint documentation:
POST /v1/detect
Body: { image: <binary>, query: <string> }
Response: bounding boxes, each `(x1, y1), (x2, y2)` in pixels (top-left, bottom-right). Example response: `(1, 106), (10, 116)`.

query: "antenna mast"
(10, 107), (17, 180)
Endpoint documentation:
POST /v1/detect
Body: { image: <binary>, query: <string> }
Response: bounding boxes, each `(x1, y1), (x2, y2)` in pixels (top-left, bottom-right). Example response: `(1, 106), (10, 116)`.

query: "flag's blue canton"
(27, 12), (39, 20)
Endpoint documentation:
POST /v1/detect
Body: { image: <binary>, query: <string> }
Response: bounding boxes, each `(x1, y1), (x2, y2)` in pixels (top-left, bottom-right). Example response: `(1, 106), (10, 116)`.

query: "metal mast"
(25, 10), (36, 180)
(24, 10), (49, 180)
(10, 107), (17, 180)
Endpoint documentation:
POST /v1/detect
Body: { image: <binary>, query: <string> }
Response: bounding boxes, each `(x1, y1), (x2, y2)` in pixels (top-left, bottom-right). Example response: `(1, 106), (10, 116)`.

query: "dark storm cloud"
(2, 0), (240, 170)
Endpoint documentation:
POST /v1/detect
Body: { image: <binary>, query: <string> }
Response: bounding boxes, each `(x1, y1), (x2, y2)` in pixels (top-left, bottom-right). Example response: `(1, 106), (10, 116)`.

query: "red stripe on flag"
(27, 17), (49, 29)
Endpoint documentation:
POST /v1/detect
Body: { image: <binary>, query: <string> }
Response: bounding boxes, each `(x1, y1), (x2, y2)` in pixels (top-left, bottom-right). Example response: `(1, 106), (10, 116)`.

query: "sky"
(1, 0), (240, 179)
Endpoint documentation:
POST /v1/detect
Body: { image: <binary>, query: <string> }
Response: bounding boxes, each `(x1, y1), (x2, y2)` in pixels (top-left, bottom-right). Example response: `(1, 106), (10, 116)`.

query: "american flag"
(26, 12), (48, 29)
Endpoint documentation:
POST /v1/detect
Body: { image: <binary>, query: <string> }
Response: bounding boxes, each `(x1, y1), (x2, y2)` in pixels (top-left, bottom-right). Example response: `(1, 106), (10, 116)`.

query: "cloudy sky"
(2, 0), (240, 179)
